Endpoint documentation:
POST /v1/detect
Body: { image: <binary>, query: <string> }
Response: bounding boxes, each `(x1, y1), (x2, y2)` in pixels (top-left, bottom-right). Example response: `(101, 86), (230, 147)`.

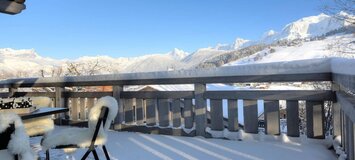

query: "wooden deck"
(31, 126), (336, 160)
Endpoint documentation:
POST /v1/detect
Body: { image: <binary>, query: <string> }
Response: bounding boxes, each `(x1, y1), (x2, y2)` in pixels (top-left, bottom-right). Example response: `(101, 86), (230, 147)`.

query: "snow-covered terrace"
(29, 126), (336, 160)
(1, 58), (355, 160)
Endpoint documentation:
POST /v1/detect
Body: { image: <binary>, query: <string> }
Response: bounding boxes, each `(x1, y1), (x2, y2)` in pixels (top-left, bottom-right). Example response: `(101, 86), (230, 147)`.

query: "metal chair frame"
(0, 123), (19, 160)
(45, 107), (110, 160)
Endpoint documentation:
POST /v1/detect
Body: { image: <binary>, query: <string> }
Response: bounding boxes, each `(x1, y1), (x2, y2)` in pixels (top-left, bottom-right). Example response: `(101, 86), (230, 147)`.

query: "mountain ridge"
(0, 12), (353, 78)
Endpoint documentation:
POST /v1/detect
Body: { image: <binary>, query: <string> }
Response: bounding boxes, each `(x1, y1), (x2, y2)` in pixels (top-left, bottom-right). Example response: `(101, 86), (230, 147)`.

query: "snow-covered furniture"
(23, 97), (54, 137)
(41, 96), (118, 160)
(0, 123), (18, 160)
(0, 112), (37, 160)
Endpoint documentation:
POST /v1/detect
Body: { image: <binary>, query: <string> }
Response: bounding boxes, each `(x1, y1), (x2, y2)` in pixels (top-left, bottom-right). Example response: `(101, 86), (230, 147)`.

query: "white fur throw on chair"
(23, 97), (54, 136)
(41, 96), (119, 151)
(30, 96), (52, 108)
(0, 112), (37, 160)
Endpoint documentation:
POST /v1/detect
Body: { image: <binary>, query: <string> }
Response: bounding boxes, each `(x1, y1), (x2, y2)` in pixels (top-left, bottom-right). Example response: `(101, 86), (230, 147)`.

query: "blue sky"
(0, 0), (330, 59)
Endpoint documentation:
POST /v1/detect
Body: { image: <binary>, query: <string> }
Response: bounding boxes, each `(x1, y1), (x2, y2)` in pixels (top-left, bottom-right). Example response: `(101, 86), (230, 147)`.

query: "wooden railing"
(0, 58), (354, 159)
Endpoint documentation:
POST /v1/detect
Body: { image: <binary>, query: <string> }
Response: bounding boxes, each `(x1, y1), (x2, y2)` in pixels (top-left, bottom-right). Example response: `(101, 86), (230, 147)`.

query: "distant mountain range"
(0, 12), (354, 78)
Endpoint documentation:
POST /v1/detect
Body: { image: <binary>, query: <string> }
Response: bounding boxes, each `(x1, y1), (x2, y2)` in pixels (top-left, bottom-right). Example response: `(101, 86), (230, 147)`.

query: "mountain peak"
(167, 48), (189, 60)
(260, 12), (351, 43)
(233, 38), (250, 49)
(0, 48), (40, 58)
(214, 38), (249, 51)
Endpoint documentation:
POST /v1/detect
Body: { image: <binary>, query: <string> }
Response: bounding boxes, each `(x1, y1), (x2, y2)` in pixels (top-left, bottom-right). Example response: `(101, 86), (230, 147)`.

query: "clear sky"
(0, 0), (330, 59)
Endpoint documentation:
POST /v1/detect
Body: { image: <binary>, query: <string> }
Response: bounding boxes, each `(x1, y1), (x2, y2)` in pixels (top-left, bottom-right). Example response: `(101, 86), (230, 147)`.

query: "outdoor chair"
(0, 123), (18, 160)
(0, 112), (36, 160)
(41, 96), (119, 160)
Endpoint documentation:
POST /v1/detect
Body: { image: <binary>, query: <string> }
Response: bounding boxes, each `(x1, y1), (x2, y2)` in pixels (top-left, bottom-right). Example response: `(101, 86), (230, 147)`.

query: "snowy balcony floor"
(31, 126), (336, 160)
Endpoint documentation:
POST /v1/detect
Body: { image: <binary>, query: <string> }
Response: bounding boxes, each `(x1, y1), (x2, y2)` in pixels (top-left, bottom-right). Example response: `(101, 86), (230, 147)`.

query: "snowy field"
(30, 126), (336, 160)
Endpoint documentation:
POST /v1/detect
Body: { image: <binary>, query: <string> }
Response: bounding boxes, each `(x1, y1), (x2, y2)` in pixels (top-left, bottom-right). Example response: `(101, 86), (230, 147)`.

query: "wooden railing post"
(172, 99), (181, 127)
(136, 99), (144, 125)
(286, 100), (300, 137)
(194, 83), (207, 137)
(183, 98), (194, 129)
(342, 111), (346, 150)
(71, 98), (79, 121)
(79, 98), (86, 120)
(55, 87), (64, 108)
(158, 99), (170, 127)
(210, 99), (223, 131)
(124, 99), (134, 124)
(146, 99), (157, 126)
(8, 87), (17, 97)
(333, 102), (341, 137)
(346, 116), (354, 160)
(228, 99), (238, 131)
(55, 87), (67, 124)
(306, 101), (325, 139)
(243, 100), (258, 133)
(264, 100), (280, 135)
(113, 85), (123, 130)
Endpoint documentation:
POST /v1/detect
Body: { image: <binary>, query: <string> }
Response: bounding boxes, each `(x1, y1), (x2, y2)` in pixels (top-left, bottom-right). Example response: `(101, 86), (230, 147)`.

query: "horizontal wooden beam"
(62, 92), (112, 98)
(204, 90), (335, 101)
(333, 73), (355, 94)
(121, 91), (194, 99)
(0, 73), (331, 88)
(1, 90), (336, 101)
(0, 92), (55, 98)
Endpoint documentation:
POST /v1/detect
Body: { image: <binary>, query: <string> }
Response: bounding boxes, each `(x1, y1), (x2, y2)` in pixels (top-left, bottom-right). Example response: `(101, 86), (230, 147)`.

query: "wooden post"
(243, 100), (258, 133)
(344, 115), (349, 159)
(158, 99), (170, 127)
(8, 87), (17, 97)
(55, 87), (67, 123)
(210, 99), (223, 131)
(346, 116), (354, 160)
(333, 103), (341, 137)
(353, 123), (355, 160)
(286, 100), (300, 137)
(55, 87), (64, 108)
(342, 111), (346, 149)
(183, 98), (194, 129)
(172, 99), (181, 127)
(71, 98), (79, 121)
(113, 85), (123, 129)
(228, 99), (238, 131)
(306, 101), (325, 139)
(264, 100), (280, 135)
(136, 99), (144, 125)
(146, 99), (157, 126)
(194, 83), (207, 137)
(124, 99), (134, 124)
(79, 98), (86, 120)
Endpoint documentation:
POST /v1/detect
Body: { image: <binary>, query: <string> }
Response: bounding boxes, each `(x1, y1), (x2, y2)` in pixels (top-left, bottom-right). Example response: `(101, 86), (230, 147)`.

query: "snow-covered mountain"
(215, 38), (250, 51)
(261, 12), (352, 43)
(0, 12), (353, 78)
(225, 34), (355, 66)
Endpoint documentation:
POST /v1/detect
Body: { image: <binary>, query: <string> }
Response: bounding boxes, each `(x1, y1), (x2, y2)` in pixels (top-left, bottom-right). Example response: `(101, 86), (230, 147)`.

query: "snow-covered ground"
(225, 34), (355, 65)
(30, 126), (336, 160)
